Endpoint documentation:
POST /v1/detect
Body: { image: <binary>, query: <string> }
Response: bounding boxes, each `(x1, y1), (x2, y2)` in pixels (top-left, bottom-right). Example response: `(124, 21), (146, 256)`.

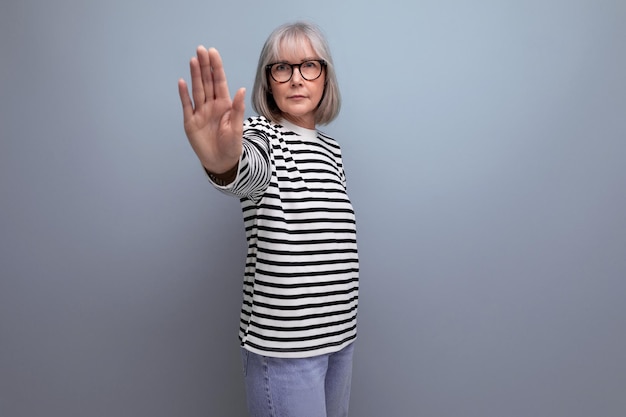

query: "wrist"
(206, 162), (238, 185)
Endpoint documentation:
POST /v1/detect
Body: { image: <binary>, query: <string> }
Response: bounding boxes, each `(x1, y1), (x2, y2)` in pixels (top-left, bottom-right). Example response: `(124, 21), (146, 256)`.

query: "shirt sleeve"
(208, 117), (272, 203)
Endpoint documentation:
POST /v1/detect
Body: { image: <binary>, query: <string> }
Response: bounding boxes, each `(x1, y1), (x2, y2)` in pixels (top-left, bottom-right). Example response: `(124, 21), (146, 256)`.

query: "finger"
(178, 78), (193, 119)
(197, 46), (215, 101)
(189, 56), (205, 106)
(207, 48), (231, 100)
(178, 78), (192, 108)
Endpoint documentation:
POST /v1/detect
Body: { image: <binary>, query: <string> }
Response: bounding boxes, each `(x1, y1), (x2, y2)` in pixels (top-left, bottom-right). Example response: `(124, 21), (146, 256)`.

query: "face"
(269, 39), (326, 129)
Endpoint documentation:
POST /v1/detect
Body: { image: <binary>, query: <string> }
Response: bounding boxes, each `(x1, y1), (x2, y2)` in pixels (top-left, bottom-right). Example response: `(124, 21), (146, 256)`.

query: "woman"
(178, 21), (359, 417)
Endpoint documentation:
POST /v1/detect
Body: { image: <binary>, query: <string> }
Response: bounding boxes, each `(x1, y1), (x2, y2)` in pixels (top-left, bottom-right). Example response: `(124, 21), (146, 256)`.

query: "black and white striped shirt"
(211, 116), (359, 358)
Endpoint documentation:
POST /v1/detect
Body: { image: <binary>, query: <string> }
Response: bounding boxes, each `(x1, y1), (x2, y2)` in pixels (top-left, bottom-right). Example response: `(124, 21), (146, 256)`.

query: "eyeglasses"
(266, 59), (327, 83)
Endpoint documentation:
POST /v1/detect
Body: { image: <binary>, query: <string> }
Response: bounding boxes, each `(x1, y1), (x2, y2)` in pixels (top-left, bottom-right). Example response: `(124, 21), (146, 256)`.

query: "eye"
(274, 63), (290, 72)
(302, 61), (319, 69)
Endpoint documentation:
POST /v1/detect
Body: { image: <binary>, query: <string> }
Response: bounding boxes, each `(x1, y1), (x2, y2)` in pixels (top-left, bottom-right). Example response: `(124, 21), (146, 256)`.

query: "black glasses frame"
(266, 60), (327, 83)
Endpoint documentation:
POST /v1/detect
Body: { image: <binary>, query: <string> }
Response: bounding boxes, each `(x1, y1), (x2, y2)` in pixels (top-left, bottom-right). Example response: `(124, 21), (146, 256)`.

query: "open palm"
(178, 46), (245, 174)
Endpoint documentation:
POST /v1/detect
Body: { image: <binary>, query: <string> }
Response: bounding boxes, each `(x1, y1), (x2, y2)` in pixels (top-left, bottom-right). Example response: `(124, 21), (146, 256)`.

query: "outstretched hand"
(178, 46), (245, 174)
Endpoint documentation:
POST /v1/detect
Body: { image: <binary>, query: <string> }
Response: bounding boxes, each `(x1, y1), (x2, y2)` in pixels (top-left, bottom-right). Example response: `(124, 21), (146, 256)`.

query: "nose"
(290, 65), (304, 85)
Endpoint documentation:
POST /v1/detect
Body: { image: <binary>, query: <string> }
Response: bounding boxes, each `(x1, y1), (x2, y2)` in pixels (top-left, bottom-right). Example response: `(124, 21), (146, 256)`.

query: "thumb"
(232, 88), (246, 122)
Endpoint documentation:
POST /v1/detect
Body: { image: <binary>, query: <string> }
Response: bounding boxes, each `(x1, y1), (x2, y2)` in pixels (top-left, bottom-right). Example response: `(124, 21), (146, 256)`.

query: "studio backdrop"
(1, 0), (625, 416)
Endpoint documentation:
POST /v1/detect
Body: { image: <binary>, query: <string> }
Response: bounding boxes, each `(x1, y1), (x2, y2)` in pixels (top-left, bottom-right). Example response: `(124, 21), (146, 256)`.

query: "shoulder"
(245, 116), (302, 144)
(316, 129), (342, 152)
(244, 116), (280, 132)
(245, 116), (288, 141)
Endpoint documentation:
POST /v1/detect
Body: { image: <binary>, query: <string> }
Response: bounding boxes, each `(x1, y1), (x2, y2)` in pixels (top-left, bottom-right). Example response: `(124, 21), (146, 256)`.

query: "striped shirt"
(210, 116), (359, 358)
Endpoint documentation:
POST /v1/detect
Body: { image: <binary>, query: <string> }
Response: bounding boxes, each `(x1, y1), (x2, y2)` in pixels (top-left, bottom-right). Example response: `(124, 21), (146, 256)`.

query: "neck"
(282, 113), (315, 129)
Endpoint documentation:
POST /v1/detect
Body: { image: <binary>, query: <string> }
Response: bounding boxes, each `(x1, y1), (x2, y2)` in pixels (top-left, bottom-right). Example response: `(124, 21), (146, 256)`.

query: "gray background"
(1, 0), (625, 416)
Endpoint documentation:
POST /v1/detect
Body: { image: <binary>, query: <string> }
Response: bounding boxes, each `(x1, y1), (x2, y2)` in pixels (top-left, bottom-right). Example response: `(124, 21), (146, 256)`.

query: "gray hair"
(251, 21), (341, 125)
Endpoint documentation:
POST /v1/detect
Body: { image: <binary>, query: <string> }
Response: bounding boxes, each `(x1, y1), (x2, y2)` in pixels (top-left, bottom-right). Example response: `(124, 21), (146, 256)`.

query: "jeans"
(241, 342), (355, 417)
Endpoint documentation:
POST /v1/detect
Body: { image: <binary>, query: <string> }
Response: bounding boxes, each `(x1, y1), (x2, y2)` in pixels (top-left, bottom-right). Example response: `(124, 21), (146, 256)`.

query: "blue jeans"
(241, 342), (355, 417)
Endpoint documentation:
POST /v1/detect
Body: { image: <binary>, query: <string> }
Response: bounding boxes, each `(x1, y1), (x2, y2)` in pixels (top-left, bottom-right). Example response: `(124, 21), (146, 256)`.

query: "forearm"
(208, 134), (270, 201)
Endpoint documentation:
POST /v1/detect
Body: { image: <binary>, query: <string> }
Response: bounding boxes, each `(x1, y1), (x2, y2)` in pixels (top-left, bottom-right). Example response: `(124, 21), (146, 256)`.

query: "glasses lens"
(300, 61), (322, 80)
(271, 64), (292, 82)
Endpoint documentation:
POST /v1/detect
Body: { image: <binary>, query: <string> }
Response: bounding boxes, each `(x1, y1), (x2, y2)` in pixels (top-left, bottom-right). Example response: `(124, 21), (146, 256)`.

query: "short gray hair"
(251, 21), (341, 126)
